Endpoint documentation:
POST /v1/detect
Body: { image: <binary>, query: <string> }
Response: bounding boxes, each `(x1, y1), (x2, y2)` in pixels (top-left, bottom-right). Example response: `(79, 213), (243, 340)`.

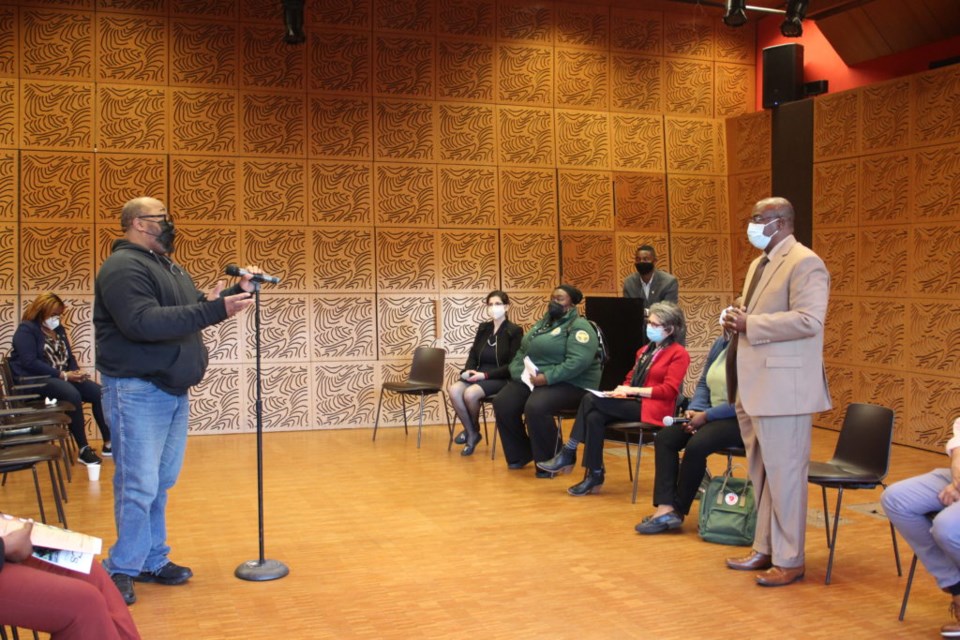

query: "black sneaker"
(111, 573), (137, 605)
(101, 443), (112, 457)
(78, 446), (102, 466)
(134, 561), (193, 585)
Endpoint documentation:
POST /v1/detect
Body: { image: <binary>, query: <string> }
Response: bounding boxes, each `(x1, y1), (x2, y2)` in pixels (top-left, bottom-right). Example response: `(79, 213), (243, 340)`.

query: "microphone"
(224, 264), (280, 285)
(662, 416), (690, 427)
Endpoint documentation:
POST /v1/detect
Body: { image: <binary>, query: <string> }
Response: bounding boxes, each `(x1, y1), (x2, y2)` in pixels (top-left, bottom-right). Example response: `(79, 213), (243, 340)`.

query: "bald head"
(121, 197), (165, 231)
(753, 197), (795, 226)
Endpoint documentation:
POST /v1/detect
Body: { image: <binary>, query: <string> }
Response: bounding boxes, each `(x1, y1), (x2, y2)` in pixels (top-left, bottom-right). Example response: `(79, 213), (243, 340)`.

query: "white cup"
(87, 463), (101, 481)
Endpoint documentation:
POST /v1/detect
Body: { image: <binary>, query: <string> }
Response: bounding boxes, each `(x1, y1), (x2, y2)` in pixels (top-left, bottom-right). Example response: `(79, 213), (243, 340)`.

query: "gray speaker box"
(763, 43), (804, 109)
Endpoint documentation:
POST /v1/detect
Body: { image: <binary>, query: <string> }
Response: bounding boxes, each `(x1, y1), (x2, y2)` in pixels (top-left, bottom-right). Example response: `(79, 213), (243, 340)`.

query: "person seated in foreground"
(882, 416), (960, 639)
(492, 285), (601, 477)
(449, 290), (523, 456)
(0, 519), (141, 639)
(538, 301), (690, 496)
(635, 305), (745, 534)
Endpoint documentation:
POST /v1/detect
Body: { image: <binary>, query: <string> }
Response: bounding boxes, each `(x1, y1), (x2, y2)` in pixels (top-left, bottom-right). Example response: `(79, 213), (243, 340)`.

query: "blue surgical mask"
(646, 325), (666, 343)
(746, 218), (779, 250)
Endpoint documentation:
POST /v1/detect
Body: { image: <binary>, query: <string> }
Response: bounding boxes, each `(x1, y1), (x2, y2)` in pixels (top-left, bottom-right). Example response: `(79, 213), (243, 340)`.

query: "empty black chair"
(807, 402), (899, 585)
(373, 347), (451, 448)
(0, 443), (68, 527)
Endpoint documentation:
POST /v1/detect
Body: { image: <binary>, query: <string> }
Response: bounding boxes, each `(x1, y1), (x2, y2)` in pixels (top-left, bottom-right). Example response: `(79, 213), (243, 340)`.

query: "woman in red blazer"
(539, 301), (690, 495)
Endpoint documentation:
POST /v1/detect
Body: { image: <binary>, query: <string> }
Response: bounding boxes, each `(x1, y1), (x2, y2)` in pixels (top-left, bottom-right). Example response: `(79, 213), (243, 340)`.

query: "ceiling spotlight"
(282, 0), (305, 45)
(723, 0), (749, 28)
(780, 0), (809, 38)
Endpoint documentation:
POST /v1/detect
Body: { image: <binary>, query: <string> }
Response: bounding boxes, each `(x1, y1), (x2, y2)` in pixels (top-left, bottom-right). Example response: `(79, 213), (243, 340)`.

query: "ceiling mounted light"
(723, 0), (749, 28)
(780, 0), (809, 38)
(282, 0), (305, 45)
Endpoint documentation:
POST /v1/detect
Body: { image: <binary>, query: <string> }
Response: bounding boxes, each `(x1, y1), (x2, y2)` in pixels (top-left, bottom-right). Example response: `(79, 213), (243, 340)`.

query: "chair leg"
(59, 434), (73, 483)
(485, 406), (499, 461)
(899, 553), (919, 621)
(441, 391), (453, 446)
(822, 485), (831, 547)
(824, 486), (845, 585)
(883, 482), (902, 577)
(47, 460), (67, 528)
(372, 388), (385, 441)
(53, 457), (68, 504)
(448, 412), (458, 452)
(631, 431), (643, 505)
(624, 439), (633, 482)
(400, 394), (409, 435)
(416, 393), (424, 449)
(30, 466), (47, 524)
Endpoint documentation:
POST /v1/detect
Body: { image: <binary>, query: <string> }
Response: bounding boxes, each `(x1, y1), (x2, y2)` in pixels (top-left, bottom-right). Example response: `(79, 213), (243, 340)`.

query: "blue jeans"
(100, 375), (190, 577)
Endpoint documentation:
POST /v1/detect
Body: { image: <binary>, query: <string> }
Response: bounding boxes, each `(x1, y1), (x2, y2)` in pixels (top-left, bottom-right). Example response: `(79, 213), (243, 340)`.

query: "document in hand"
(520, 356), (539, 391)
(0, 513), (102, 574)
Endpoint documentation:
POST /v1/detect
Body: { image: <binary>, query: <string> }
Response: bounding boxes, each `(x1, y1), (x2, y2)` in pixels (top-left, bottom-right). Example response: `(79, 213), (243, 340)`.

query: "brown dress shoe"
(756, 565), (805, 587)
(725, 551), (773, 571)
(942, 601), (960, 638)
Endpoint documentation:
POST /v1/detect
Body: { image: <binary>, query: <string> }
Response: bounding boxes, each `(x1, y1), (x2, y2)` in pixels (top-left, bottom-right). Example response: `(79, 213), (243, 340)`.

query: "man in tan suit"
(721, 197), (832, 587)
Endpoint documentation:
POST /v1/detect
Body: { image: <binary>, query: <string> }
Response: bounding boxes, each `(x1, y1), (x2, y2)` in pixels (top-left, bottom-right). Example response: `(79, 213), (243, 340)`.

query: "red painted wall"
(754, 16), (960, 111)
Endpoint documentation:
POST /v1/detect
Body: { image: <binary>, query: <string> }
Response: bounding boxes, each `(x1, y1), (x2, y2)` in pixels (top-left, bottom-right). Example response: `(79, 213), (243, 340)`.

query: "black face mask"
(147, 219), (176, 255)
(635, 262), (654, 275)
(547, 301), (565, 320)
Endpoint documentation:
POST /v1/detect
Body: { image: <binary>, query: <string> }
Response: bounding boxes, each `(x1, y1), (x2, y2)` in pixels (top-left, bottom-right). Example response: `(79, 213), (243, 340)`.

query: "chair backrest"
(830, 403), (895, 479)
(407, 347), (446, 387)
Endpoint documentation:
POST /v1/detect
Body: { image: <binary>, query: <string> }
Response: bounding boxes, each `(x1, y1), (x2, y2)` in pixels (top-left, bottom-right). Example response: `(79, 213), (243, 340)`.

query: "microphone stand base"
(235, 559), (289, 582)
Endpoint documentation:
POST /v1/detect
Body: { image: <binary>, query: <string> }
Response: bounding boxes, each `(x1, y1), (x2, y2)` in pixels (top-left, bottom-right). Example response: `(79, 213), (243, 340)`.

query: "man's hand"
(206, 280), (225, 302)
(940, 481), (960, 507)
(224, 292), (255, 317)
(238, 265), (264, 293)
(722, 306), (747, 335)
(3, 521), (33, 562)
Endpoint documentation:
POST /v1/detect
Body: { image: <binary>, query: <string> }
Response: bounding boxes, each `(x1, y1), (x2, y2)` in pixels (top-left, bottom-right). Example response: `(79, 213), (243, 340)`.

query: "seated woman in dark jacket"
(539, 301), (690, 495)
(449, 290), (523, 456)
(9, 293), (111, 465)
(493, 284), (601, 477)
(635, 320), (745, 534)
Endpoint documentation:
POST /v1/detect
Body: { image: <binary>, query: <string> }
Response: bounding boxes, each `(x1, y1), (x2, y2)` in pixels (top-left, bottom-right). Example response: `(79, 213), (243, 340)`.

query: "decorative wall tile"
(498, 167), (555, 228)
(437, 102), (493, 164)
(440, 293), (486, 356)
(558, 169), (612, 230)
(170, 20), (237, 88)
(374, 163), (436, 226)
(240, 92), (305, 156)
(241, 227), (307, 292)
(858, 226), (908, 295)
(663, 12), (712, 60)
(614, 172), (666, 231)
(502, 291), (551, 332)
(21, 8), (92, 81)
(310, 228), (375, 292)
(501, 231), (558, 291)
(498, 0), (551, 44)
(439, 230), (498, 292)
(241, 295), (308, 362)
(95, 153), (166, 223)
(814, 91), (859, 161)
(437, 39), (494, 102)
(667, 175), (727, 233)
(861, 78), (910, 153)
(96, 14), (166, 84)
(561, 231), (614, 293)
(98, 0), (165, 13)
(377, 295), (439, 359)
(909, 301), (960, 375)
(497, 44), (552, 106)
(860, 152), (910, 225)
(190, 365), (243, 434)
(610, 54), (661, 113)
(0, 151), (15, 221)
(823, 296), (854, 363)
(812, 160), (858, 227)
(438, 0), (494, 38)
(311, 295), (376, 360)
(556, 3), (607, 48)
(171, 0), (236, 19)
(97, 85), (167, 152)
(240, 159), (306, 225)
(0, 297), (16, 355)
(309, 161), (372, 226)
(170, 89), (237, 154)
(665, 117), (721, 174)
(21, 151), (92, 221)
(375, 35), (434, 98)
(683, 293), (726, 351)
(308, 30), (371, 95)
(610, 114), (663, 172)
(715, 63), (752, 118)
(0, 80), (16, 148)
(309, 0), (370, 28)
(171, 225), (240, 292)
(375, 98), (434, 161)
(857, 369), (905, 439)
(309, 96), (371, 159)
(912, 65), (960, 145)
(20, 223), (93, 293)
(438, 165), (497, 227)
(912, 223), (960, 297)
(555, 110), (608, 168)
(240, 25), (304, 91)
(21, 81), (93, 150)
(813, 229), (857, 296)
(914, 146), (960, 221)
(819, 363), (854, 431)
(669, 232), (730, 292)
(855, 300), (905, 367)
(497, 106), (553, 166)
(0, 225), (15, 294)
(726, 110), (769, 175)
(239, 0), (276, 22)
(314, 363), (376, 428)
(375, 230), (437, 292)
(243, 364), (310, 431)
(375, 0), (433, 33)
(555, 49), (607, 109)
(200, 311), (240, 363)
(714, 18), (754, 64)
(728, 172), (769, 224)
(610, 8), (661, 55)
(906, 375), (960, 448)
(0, 7), (16, 78)
(664, 59), (712, 117)
(170, 156), (237, 223)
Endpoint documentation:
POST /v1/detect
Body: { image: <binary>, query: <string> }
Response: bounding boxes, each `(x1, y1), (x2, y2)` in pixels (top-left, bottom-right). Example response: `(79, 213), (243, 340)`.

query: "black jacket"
(9, 321), (78, 380)
(94, 239), (242, 395)
(462, 320), (523, 380)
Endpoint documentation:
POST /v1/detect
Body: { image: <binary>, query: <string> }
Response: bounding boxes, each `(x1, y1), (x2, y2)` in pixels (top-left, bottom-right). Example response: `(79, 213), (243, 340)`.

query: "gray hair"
(649, 301), (686, 344)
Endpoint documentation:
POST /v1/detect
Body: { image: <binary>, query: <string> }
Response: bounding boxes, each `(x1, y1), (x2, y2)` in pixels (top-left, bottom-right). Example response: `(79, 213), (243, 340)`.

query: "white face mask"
(44, 316), (60, 330)
(488, 303), (506, 320)
(746, 218), (779, 250)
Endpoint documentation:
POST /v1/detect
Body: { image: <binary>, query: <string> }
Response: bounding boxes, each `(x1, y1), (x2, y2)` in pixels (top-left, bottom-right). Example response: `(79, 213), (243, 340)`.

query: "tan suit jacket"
(737, 235), (832, 417)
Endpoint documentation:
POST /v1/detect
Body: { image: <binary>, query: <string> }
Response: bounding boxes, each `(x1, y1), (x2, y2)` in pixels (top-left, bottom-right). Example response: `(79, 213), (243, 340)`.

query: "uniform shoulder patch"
(551, 327), (561, 335)
(575, 329), (590, 343)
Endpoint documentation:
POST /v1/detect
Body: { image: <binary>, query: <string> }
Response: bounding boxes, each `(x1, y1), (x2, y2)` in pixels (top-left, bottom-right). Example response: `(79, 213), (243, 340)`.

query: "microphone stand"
(235, 280), (289, 582)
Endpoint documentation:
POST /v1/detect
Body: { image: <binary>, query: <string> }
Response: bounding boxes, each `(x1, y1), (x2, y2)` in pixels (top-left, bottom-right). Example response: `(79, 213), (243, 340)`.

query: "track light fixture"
(780, 0), (809, 38)
(723, 0), (749, 28)
(282, 0), (305, 45)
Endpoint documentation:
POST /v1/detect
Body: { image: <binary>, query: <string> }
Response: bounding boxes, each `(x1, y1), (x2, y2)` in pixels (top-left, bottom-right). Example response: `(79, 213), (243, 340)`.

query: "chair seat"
(0, 443), (62, 465)
(382, 381), (442, 393)
(607, 421), (660, 444)
(808, 461), (882, 486)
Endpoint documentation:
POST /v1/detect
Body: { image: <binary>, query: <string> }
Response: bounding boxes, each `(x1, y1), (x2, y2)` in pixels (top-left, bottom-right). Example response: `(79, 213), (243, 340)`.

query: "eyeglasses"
(138, 214), (170, 223)
(750, 214), (781, 224)
(647, 320), (664, 328)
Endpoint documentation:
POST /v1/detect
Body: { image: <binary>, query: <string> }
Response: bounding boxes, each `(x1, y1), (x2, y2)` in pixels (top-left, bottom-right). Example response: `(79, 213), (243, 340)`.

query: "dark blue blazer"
(9, 320), (78, 380)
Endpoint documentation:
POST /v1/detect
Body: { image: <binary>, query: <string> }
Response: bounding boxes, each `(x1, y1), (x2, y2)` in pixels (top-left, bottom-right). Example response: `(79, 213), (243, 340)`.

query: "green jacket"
(509, 308), (601, 389)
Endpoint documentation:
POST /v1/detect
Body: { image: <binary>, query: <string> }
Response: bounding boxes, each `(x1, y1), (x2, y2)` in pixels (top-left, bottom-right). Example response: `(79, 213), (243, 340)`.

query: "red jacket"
(621, 341), (690, 426)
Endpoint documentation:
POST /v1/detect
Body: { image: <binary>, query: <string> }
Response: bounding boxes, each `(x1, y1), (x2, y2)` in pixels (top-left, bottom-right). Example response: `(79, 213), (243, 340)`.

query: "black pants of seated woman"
(493, 381), (586, 465)
(38, 377), (110, 448)
(571, 394), (642, 470)
(652, 418), (743, 516)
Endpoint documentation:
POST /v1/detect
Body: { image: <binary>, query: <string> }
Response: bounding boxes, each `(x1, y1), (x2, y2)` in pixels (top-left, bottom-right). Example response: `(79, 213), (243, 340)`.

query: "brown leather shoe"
(725, 551), (772, 571)
(756, 565), (805, 587)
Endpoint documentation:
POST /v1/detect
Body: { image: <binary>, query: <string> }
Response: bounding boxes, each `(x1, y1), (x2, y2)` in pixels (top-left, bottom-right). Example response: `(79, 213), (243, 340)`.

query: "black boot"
(536, 447), (576, 474)
(568, 468), (604, 496)
(461, 430), (482, 456)
(454, 431), (467, 445)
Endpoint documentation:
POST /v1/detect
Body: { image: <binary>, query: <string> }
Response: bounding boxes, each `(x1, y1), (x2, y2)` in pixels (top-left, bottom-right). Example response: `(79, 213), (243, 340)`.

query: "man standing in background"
(622, 244), (679, 314)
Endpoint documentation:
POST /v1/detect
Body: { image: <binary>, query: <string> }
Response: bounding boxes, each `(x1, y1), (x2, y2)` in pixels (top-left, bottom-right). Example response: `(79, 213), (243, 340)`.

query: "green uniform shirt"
(508, 308), (602, 389)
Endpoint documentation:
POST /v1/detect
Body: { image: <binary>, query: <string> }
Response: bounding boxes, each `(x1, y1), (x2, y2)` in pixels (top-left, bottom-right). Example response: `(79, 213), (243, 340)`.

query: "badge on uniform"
(551, 327), (561, 335)
(575, 330), (590, 343)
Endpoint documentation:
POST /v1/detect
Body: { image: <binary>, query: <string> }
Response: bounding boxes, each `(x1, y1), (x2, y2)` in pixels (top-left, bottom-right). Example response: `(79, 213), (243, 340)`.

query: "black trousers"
(570, 394), (641, 471)
(38, 377), (110, 448)
(492, 381), (586, 466)
(652, 418), (743, 515)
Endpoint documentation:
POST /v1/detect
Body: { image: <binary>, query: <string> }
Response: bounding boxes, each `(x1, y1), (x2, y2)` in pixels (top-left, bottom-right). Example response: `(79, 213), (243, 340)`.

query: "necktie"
(726, 256), (769, 403)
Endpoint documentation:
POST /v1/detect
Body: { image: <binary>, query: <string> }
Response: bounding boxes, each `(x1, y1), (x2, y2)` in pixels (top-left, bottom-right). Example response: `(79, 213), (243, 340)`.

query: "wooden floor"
(2, 424), (952, 639)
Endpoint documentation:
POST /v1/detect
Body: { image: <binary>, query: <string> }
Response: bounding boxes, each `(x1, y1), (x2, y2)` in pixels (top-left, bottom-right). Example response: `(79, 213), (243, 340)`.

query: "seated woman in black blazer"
(9, 292), (111, 465)
(449, 291), (523, 456)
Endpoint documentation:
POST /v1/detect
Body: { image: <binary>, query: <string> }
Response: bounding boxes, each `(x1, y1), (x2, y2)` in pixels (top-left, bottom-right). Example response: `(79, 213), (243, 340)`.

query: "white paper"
(586, 388), (607, 397)
(521, 356), (539, 391)
(32, 547), (95, 574)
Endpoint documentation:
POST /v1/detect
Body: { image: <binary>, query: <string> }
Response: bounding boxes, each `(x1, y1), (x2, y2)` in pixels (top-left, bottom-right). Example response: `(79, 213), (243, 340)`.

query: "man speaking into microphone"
(94, 197), (260, 605)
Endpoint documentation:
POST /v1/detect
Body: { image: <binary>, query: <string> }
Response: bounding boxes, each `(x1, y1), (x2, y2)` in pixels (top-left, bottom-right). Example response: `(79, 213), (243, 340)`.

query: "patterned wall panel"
(858, 369), (906, 437)
(310, 228), (375, 292)
(310, 294), (376, 361)
(614, 172), (666, 231)
(375, 98), (435, 161)
(95, 153), (166, 222)
(98, 85), (167, 152)
(714, 18), (754, 64)
(497, 44), (552, 106)
(200, 312), (240, 364)
(21, 81), (93, 150)
(556, 2), (607, 47)
(436, 39), (494, 103)
(663, 12), (712, 60)
(439, 292), (486, 356)
(438, 0), (494, 38)
(374, 163), (437, 226)
(814, 91), (859, 161)
(0, 295), (17, 350)
(309, 161), (372, 226)
(610, 8), (661, 55)
(664, 59), (712, 117)
(823, 296), (854, 363)
(855, 300), (905, 368)
(169, 225), (240, 292)
(907, 375), (960, 449)
(20, 223), (93, 294)
(812, 159), (858, 227)
(240, 91), (305, 156)
(726, 109), (769, 175)
(189, 365), (243, 434)
(912, 223), (960, 298)
(20, 151), (92, 221)
(170, 89), (237, 154)
(912, 65), (960, 146)
(240, 159), (306, 225)
(682, 292), (726, 352)
(241, 227), (307, 292)
(240, 25), (304, 91)
(309, 0), (370, 28)
(438, 165), (497, 227)
(0, 151), (15, 220)
(501, 231), (558, 292)
(561, 231), (614, 294)
(238, 0), (277, 22)
(437, 102), (493, 164)
(243, 364), (310, 431)
(308, 30), (371, 95)
(555, 109), (608, 169)
(860, 152), (910, 225)
(375, 0), (433, 33)
(309, 96), (371, 160)
(499, 167), (554, 227)
(439, 230), (498, 292)
(172, 0), (236, 19)
(96, 13), (166, 84)
(813, 229), (857, 297)
(914, 146), (960, 221)
(377, 295), (438, 359)
(376, 230), (437, 292)
(857, 226), (908, 295)
(374, 35), (434, 99)
(555, 48), (607, 110)
(502, 291), (550, 331)
(313, 362), (376, 428)
(669, 232), (730, 292)
(819, 363), (854, 430)
(20, 8), (92, 81)
(241, 294), (308, 362)
(497, 106), (553, 166)
(170, 156), (236, 223)
(0, 7), (16, 79)
(728, 172), (769, 222)
(667, 175), (727, 233)
(610, 54), (661, 113)
(499, 0), (551, 43)
(0, 79), (16, 148)
(909, 301), (960, 375)
(98, 0), (165, 13)
(558, 169), (612, 230)
(0, 224), (16, 294)
(715, 63), (752, 118)
(665, 117), (721, 174)
(170, 20), (237, 88)
(860, 78), (910, 154)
